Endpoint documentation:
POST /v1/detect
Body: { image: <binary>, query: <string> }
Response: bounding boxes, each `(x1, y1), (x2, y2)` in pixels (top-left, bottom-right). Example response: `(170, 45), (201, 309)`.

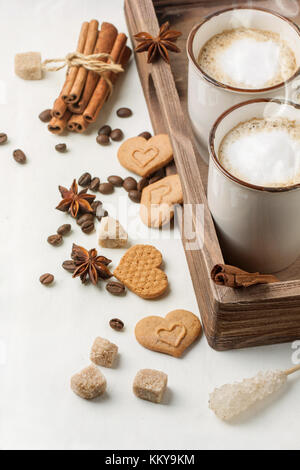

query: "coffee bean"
(47, 234), (63, 246)
(98, 125), (111, 136)
(77, 213), (94, 226)
(117, 107), (132, 118)
(137, 177), (149, 192)
(109, 318), (124, 331)
(148, 175), (161, 185)
(128, 189), (141, 203)
(89, 177), (100, 192)
(62, 260), (76, 273)
(81, 220), (94, 234)
(110, 128), (123, 141)
(99, 182), (114, 194)
(57, 223), (71, 236)
(13, 149), (26, 164)
(106, 281), (126, 295)
(39, 273), (54, 285)
(148, 168), (165, 185)
(39, 109), (52, 123)
(96, 134), (110, 145)
(0, 133), (7, 144)
(138, 131), (152, 140)
(108, 175), (123, 187)
(91, 200), (102, 215)
(123, 176), (137, 192)
(78, 172), (91, 187)
(55, 143), (67, 153)
(96, 206), (108, 221)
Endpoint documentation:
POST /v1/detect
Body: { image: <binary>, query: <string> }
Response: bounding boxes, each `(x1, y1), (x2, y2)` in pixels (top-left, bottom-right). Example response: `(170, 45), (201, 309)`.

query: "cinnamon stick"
(68, 22), (118, 114)
(83, 33), (128, 123)
(67, 114), (88, 133)
(65, 19), (99, 104)
(211, 264), (278, 288)
(48, 110), (72, 134)
(52, 22), (89, 118)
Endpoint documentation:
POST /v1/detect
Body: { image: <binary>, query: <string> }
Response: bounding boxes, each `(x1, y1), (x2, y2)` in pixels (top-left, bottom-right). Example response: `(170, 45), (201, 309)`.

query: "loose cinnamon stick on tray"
(83, 33), (128, 123)
(211, 264), (278, 288)
(68, 22), (118, 115)
(52, 21), (89, 118)
(48, 110), (72, 134)
(65, 19), (99, 104)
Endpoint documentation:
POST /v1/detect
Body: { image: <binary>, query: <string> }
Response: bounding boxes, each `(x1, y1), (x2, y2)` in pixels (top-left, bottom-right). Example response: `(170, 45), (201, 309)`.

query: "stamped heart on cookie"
(132, 147), (158, 167)
(113, 244), (168, 299)
(117, 134), (173, 177)
(135, 309), (202, 357)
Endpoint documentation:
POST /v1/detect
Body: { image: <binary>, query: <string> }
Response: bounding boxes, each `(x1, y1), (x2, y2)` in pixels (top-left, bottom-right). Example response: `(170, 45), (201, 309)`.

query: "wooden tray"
(125, 0), (300, 350)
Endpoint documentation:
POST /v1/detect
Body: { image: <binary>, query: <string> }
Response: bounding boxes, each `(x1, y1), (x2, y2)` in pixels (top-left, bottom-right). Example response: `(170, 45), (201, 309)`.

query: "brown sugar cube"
(90, 337), (118, 368)
(133, 369), (168, 403)
(14, 52), (42, 80)
(70, 364), (106, 400)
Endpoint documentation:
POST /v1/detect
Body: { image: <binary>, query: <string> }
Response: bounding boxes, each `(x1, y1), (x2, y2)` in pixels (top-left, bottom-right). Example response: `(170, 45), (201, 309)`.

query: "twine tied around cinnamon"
(42, 51), (124, 95)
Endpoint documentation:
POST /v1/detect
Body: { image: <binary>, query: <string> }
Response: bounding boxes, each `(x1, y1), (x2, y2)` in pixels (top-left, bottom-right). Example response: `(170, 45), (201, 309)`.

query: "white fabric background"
(0, 0), (299, 450)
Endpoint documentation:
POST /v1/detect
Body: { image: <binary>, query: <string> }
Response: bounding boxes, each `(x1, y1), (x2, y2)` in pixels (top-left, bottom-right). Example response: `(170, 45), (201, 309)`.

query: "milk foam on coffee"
(219, 118), (300, 187)
(198, 28), (297, 89)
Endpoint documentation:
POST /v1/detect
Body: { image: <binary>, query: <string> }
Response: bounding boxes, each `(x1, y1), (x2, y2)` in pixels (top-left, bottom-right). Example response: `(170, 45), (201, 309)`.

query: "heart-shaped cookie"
(140, 174), (183, 228)
(117, 134), (173, 177)
(113, 245), (168, 299)
(135, 310), (202, 357)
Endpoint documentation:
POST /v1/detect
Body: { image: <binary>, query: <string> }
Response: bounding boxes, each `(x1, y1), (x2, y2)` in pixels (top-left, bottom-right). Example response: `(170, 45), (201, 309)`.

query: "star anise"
(134, 21), (181, 64)
(56, 179), (95, 218)
(71, 243), (112, 285)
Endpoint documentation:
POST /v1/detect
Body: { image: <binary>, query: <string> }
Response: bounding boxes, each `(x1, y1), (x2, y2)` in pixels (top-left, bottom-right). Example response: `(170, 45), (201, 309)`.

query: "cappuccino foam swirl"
(198, 28), (297, 89)
(218, 118), (300, 188)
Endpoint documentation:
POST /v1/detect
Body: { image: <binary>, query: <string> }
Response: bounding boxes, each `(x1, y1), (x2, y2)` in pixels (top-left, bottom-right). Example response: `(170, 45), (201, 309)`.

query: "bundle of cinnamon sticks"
(48, 20), (131, 134)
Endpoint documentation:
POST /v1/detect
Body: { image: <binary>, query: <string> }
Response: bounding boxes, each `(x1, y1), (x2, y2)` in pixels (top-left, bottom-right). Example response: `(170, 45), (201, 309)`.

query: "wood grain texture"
(125, 0), (300, 350)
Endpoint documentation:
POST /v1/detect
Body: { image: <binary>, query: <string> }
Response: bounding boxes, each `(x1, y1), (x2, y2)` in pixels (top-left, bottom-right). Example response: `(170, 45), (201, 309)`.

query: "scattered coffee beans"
(62, 260), (76, 273)
(0, 133), (8, 144)
(57, 223), (71, 236)
(110, 128), (123, 141)
(78, 172), (92, 187)
(109, 318), (124, 331)
(81, 220), (94, 234)
(138, 131), (151, 140)
(47, 234), (63, 246)
(89, 177), (100, 192)
(39, 109), (52, 123)
(77, 213), (94, 226)
(98, 125), (111, 136)
(123, 176), (137, 192)
(106, 281), (126, 295)
(108, 175), (123, 187)
(96, 134), (110, 146)
(99, 182), (114, 194)
(96, 206), (108, 221)
(117, 107), (132, 118)
(39, 273), (54, 285)
(55, 143), (67, 153)
(13, 149), (26, 164)
(137, 177), (149, 192)
(128, 190), (141, 203)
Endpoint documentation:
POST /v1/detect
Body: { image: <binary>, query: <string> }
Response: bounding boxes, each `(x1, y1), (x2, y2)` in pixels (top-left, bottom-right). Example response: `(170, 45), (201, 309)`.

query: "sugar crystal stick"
(209, 364), (300, 421)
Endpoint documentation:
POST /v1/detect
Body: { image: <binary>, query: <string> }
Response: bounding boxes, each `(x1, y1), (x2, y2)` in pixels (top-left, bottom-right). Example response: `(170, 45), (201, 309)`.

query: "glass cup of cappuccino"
(187, 7), (300, 162)
(208, 98), (300, 273)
